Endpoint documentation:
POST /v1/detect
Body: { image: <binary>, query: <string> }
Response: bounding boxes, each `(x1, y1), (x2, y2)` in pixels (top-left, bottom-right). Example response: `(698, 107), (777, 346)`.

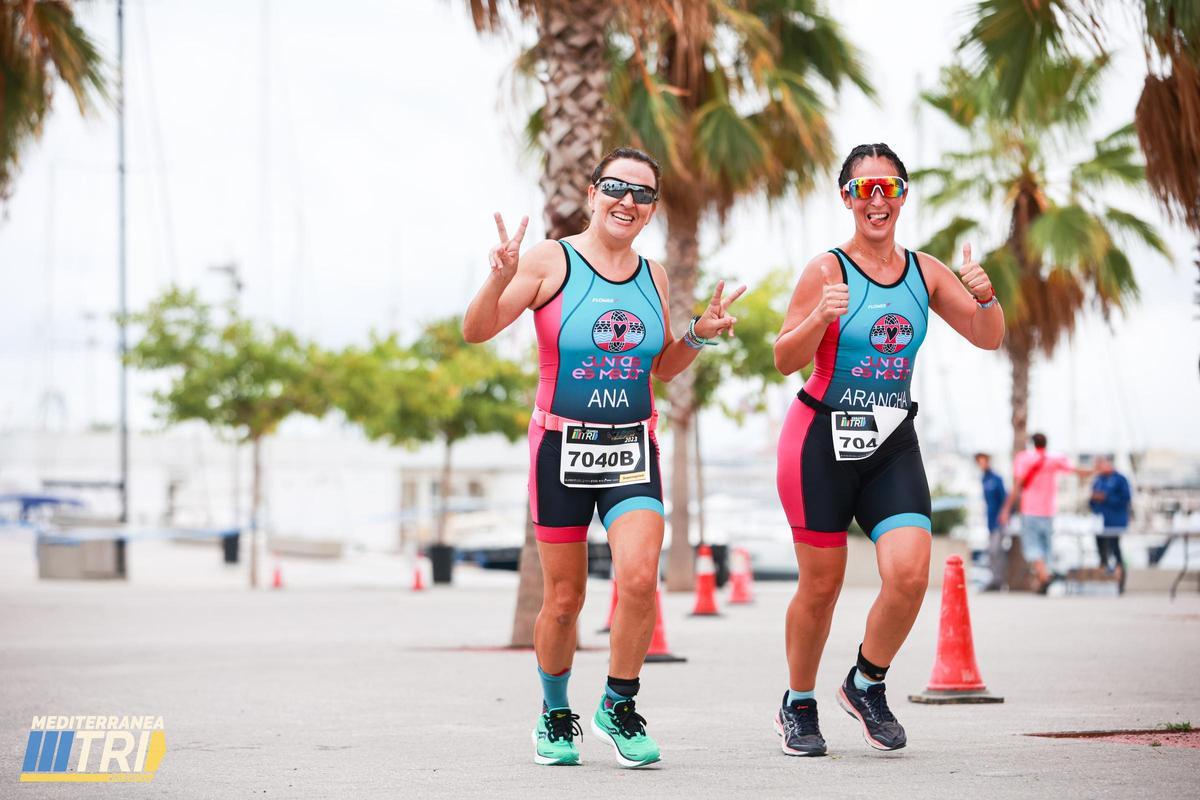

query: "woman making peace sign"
(464, 147), (743, 768)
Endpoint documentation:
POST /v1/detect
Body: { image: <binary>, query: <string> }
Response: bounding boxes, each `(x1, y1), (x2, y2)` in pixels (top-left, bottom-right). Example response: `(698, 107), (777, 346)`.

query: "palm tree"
(587, 1), (871, 590)
(1, 0), (107, 202)
(467, 0), (620, 644)
(468, 0), (615, 239)
(959, 0), (1199, 292)
(916, 57), (1170, 457)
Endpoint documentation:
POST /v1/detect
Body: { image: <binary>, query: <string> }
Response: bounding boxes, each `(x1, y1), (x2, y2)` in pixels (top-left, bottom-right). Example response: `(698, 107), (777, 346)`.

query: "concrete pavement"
(1, 532), (1198, 798)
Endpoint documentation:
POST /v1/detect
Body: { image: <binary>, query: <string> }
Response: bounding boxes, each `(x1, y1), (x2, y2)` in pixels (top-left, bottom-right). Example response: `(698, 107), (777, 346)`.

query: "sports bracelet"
(975, 289), (997, 307)
(688, 316), (720, 347)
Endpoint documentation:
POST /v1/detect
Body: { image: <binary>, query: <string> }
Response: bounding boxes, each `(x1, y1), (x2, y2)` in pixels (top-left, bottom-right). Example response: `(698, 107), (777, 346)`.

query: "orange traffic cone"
(412, 556), (427, 592)
(645, 588), (686, 663)
(727, 547), (755, 604)
(689, 544), (721, 616)
(909, 555), (1003, 704)
(597, 580), (618, 633)
(271, 564), (284, 590)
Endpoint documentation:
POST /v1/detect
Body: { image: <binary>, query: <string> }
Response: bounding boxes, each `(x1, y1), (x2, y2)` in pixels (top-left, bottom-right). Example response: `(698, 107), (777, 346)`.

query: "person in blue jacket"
(1089, 456), (1131, 582)
(975, 453), (1008, 590)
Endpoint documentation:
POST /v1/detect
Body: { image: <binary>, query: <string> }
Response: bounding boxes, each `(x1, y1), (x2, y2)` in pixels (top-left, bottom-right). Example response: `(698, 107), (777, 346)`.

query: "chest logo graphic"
(869, 313), (913, 354)
(592, 309), (646, 353)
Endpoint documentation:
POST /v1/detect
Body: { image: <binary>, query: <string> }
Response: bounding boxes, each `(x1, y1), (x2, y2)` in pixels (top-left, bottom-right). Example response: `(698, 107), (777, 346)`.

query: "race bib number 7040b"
(559, 422), (650, 488)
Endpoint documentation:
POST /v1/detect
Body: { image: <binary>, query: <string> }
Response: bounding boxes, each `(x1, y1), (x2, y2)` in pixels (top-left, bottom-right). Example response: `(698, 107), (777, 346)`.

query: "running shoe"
(532, 706), (582, 765)
(591, 696), (661, 767)
(836, 667), (907, 751)
(774, 692), (827, 756)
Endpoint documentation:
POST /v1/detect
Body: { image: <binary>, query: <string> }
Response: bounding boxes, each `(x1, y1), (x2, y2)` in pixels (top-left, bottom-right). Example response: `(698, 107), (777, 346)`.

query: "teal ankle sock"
(787, 689), (815, 704)
(853, 668), (881, 692)
(538, 666), (571, 711)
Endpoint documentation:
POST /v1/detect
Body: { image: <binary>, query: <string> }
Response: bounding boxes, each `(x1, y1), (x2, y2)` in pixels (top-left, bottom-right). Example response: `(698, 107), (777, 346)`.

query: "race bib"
(830, 404), (908, 462)
(559, 422), (651, 488)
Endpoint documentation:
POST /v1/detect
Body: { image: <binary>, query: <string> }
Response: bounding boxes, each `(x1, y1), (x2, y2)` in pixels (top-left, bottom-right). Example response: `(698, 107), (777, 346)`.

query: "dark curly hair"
(837, 143), (909, 187)
(591, 147), (661, 193)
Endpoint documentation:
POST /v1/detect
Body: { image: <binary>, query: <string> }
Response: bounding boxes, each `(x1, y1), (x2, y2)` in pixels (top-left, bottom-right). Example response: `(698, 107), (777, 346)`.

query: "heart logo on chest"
(886, 326), (898, 340)
(613, 323), (628, 339)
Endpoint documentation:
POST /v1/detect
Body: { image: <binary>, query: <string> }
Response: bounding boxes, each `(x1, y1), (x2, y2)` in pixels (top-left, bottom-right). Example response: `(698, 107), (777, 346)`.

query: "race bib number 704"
(830, 404), (909, 462)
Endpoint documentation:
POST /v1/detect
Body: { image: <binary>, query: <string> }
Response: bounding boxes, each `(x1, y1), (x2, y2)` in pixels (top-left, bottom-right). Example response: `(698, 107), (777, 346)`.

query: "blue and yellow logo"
(20, 715), (166, 783)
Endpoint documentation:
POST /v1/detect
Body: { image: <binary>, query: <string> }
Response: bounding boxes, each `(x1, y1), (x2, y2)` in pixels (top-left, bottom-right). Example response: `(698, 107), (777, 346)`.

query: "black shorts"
(527, 422), (664, 543)
(776, 390), (931, 547)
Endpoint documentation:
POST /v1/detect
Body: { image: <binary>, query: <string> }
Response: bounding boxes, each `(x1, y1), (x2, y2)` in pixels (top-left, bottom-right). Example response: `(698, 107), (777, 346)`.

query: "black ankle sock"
(606, 675), (640, 700)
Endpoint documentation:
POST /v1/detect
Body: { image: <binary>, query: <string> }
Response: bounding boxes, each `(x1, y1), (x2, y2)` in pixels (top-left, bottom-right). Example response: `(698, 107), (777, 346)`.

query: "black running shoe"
(773, 692), (827, 757)
(836, 667), (906, 751)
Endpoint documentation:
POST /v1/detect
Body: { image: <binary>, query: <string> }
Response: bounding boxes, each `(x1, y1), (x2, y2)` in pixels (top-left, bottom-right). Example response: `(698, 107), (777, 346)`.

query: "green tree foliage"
(1, 0), (107, 201)
(665, 268), (795, 420)
(329, 317), (533, 549)
(123, 287), (328, 587)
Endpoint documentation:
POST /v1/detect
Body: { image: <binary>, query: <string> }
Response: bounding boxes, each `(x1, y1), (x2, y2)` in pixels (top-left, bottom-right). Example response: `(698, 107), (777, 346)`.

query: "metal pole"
(208, 264), (243, 529)
(117, 0), (129, 524)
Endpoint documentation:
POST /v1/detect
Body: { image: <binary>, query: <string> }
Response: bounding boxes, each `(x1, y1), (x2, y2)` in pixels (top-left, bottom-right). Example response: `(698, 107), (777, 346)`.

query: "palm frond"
(694, 96), (772, 199)
(1027, 204), (1109, 269)
(1071, 125), (1145, 191)
(957, 0), (1101, 115)
(1103, 207), (1173, 260)
(920, 217), (983, 265)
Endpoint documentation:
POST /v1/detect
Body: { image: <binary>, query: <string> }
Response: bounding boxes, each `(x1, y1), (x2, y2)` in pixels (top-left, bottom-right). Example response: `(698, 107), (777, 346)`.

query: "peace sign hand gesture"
(693, 280), (748, 339)
(488, 212), (529, 283)
(958, 242), (993, 302)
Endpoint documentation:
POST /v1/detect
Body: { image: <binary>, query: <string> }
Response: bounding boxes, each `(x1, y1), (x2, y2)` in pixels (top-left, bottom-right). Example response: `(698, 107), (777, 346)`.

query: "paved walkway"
(1, 533), (1198, 798)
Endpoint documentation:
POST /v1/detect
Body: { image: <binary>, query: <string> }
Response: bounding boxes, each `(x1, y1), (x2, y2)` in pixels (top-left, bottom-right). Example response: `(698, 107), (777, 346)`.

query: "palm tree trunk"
(1008, 335), (1032, 459)
(1005, 334), (1035, 591)
(694, 416), (705, 546)
(511, 0), (614, 640)
(664, 201), (700, 592)
(250, 436), (262, 589)
(509, 510), (543, 648)
(436, 438), (452, 546)
(537, 0), (613, 240)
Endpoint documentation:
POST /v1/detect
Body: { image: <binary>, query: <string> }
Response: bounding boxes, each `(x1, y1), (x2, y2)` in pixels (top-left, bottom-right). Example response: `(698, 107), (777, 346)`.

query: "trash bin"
(429, 544), (455, 584)
(709, 543), (730, 588)
(221, 531), (240, 564)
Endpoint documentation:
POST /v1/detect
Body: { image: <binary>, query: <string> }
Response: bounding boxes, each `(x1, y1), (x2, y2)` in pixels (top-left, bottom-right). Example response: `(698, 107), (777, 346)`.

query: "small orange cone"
(727, 547), (755, 604)
(689, 544), (721, 616)
(412, 556), (427, 592)
(271, 564), (283, 590)
(909, 555), (1003, 704)
(645, 588), (686, 663)
(597, 580), (618, 633)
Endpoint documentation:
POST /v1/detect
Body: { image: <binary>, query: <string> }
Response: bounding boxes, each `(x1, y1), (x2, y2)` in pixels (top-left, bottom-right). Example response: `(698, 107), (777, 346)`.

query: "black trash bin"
(429, 544), (455, 584)
(221, 531), (240, 564)
(709, 544), (730, 588)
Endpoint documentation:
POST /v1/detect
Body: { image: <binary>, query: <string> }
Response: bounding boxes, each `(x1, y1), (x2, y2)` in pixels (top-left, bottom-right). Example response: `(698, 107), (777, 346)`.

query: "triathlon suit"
(528, 240), (667, 543)
(777, 247), (933, 547)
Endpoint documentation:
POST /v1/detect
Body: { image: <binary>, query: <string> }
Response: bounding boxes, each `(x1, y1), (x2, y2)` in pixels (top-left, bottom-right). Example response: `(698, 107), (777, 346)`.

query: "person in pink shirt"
(1000, 432), (1091, 592)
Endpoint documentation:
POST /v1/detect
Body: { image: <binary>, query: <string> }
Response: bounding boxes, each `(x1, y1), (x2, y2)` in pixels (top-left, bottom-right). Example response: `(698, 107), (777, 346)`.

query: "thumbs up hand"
(958, 242), (993, 302)
(816, 262), (850, 324)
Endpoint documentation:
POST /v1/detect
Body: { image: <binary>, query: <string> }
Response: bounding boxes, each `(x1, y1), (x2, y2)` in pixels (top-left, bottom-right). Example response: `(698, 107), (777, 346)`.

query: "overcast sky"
(0, 0), (1196, 458)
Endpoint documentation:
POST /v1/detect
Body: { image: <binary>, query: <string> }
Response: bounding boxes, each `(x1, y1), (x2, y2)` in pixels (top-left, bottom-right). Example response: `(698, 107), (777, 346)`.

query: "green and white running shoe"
(590, 696), (661, 768)
(532, 706), (582, 766)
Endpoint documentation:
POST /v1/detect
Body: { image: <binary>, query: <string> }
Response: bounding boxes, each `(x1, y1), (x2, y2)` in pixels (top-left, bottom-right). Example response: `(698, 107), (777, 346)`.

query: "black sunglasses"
(594, 177), (658, 205)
